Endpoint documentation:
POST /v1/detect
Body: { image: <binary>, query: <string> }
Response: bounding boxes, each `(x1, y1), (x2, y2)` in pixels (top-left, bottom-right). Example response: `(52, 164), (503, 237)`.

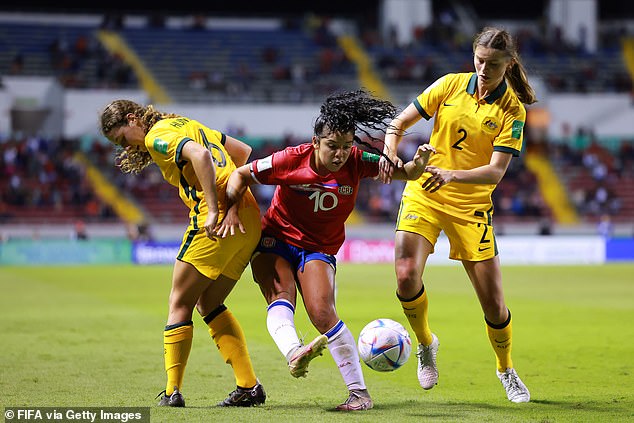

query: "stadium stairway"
(96, 30), (172, 104)
(338, 34), (393, 102)
(525, 151), (580, 224)
(622, 37), (634, 80)
(74, 152), (147, 225)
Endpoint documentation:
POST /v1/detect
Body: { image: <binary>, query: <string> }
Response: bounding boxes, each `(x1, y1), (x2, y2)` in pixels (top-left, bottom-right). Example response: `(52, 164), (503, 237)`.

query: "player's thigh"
(196, 274), (239, 316)
(443, 217), (498, 261)
(180, 207), (260, 281)
(220, 206), (262, 280)
(170, 259), (211, 313)
(396, 196), (441, 257)
(251, 252), (297, 305)
(297, 259), (338, 329)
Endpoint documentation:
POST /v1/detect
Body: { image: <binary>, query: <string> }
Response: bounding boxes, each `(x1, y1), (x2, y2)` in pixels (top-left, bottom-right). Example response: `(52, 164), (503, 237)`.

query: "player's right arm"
(180, 140), (219, 239)
(392, 143), (436, 181)
(380, 103), (423, 184)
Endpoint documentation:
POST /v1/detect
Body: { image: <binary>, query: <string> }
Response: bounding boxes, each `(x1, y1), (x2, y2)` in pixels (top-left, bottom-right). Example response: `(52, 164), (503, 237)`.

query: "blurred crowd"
(1, 10), (633, 232)
(0, 135), (115, 223)
(2, 129), (632, 230)
(359, 7), (633, 95)
(5, 9), (632, 98)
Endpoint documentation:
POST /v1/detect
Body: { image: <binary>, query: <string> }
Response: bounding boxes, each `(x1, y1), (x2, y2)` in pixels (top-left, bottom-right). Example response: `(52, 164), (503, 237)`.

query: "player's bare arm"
(216, 164), (254, 238)
(181, 141), (219, 238)
(392, 144), (436, 181)
(423, 151), (512, 193)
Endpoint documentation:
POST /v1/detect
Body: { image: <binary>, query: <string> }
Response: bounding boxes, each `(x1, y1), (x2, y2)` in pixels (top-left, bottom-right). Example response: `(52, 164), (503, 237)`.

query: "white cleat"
(497, 368), (530, 403)
(288, 334), (328, 378)
(416, 333), (439, 390)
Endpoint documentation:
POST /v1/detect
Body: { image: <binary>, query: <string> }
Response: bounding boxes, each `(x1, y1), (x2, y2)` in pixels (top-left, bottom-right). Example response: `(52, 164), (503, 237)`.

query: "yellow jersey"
(145, 117), (257, 227)
(403, 72), (526, 222)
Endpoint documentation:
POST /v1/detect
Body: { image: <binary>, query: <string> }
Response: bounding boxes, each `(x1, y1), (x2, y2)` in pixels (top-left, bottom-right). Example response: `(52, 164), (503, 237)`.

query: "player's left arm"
(181, 140), (219, 238)
(224, 134), (252, 166)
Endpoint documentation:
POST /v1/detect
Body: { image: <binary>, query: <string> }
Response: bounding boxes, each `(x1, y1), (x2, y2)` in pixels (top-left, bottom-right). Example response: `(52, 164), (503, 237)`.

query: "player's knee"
(395, 261), (420, 287)
(308, 307), (337, 333)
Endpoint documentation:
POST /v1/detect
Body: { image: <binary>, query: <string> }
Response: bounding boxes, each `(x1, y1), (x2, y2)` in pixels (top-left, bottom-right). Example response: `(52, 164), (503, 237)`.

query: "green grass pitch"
(2, 263), (633, 422)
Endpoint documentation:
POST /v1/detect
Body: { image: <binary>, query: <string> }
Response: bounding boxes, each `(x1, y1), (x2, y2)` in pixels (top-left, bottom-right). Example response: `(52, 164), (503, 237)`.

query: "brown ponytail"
(474, 27), (538, 105)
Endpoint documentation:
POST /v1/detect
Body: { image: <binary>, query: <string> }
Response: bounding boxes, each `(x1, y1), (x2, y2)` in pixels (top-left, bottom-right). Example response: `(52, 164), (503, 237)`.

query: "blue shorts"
(252, 233), (337, 273)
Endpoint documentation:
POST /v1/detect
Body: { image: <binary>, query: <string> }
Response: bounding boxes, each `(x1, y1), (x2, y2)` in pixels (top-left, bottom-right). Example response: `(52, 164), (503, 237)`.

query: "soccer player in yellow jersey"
(379, 27), (537, 403)
(100, 100), (265, 407)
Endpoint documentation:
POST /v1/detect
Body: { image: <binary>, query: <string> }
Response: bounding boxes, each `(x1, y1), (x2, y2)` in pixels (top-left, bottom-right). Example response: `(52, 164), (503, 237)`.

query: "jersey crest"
(481, 116), (500, 133)
(338, 185), (353, 195)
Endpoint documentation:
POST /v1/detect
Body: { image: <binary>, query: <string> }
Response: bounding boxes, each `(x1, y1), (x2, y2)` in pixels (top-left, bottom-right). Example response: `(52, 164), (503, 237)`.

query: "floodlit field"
(2, 263), (633, 422)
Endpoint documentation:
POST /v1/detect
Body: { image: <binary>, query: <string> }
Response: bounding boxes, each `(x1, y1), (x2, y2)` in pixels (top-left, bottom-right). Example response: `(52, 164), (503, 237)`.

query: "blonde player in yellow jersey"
(379, 27), (537, 403)
(100, 100), (265, 408)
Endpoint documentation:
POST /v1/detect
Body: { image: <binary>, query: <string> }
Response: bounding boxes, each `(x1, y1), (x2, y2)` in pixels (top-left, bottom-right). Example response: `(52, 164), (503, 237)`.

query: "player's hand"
(378, 155), (402, 184)
(421, 166), (452, 193)
(413, 144), (436, 166)
(203, 208), (219, 239)
(214, 206), (245, 238)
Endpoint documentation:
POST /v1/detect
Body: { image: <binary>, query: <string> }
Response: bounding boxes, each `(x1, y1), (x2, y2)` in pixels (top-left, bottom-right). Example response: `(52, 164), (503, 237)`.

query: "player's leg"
(159, 259), (211, 406)
(393, 230), (439, 390)
(462, 257), (529, 402)
(251, 251), (306, 370)
(298, 258), (372, 411)
(197, 276), (265, 407)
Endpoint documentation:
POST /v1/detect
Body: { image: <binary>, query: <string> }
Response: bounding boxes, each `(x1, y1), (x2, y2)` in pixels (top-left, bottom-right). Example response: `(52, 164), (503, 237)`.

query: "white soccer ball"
(357, 318), (412, 372)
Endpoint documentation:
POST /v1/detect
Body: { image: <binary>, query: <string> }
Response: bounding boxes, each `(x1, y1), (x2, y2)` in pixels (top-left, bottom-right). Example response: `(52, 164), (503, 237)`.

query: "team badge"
(338, 185), (353, 195)
(361, 151), (380, 163)
(511, 120), (525, 139)
(153, 138), (168, 154)
(261, 237), (276, 248)
(481, 117), (500, 134)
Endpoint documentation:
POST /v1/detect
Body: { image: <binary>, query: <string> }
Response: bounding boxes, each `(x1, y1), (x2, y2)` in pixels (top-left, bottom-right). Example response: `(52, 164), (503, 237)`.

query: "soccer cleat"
(497, 368), (530, 403)
(335, 389), (373, 411)
(218, 381), (266, 407)
(156, 387), (185, 407)
(416, 333), (439, 390)
(288, 334), (328, 378)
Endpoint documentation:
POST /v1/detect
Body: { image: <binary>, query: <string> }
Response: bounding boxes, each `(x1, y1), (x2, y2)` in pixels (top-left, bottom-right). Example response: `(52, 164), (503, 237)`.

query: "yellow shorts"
(177, 206), (261, 280)
(396, 196), (497, 261)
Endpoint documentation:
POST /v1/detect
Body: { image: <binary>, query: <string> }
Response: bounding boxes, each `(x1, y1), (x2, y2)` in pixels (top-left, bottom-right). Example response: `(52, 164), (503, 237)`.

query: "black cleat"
(157, 387), (185, 407)
(218, 381), (266, 407)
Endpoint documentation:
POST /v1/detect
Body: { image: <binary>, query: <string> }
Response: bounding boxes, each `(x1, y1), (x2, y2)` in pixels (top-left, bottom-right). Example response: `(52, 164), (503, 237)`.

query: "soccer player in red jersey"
(217, 90), (435, 411)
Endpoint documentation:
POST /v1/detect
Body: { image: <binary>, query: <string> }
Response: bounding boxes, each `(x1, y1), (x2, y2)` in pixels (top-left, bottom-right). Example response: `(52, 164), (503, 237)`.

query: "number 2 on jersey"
(452, 128), (467, 150)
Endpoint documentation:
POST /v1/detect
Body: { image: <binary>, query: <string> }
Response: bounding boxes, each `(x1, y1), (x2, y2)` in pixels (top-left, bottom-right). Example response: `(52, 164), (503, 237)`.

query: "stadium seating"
(0, 14), (632, 230)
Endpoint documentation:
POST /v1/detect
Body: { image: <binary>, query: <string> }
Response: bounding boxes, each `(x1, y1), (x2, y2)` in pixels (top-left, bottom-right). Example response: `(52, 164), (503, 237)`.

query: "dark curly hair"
(314, 90), (399, 164)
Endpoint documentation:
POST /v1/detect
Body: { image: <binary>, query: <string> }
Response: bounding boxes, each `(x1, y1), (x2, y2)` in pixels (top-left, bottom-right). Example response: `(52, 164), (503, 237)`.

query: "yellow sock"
(486, 310), (513, 372)
(163, 322), (193, 395)
(205, 306), (257, 388)
(399, 286), (433, 346)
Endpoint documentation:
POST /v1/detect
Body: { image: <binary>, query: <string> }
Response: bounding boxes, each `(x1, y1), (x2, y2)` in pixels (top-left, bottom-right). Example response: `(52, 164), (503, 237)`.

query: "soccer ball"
(357, 318), (411, 372)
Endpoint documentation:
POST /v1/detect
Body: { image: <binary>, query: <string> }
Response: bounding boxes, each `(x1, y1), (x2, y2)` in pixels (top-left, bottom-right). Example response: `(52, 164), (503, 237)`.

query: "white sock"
(326, 320), (366, 391)
(266, 299), (302, 361)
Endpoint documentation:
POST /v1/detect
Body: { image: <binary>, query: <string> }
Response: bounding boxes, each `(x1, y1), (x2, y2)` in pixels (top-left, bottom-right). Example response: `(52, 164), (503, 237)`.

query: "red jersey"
(250, 143), (380, 255)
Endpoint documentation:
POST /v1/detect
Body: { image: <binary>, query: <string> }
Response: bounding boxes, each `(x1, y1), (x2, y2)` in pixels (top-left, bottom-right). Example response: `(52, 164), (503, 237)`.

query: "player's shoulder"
(502, 88), (527, 118)
(283, 143), (312, 155)
(438, 72), (472, 85)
